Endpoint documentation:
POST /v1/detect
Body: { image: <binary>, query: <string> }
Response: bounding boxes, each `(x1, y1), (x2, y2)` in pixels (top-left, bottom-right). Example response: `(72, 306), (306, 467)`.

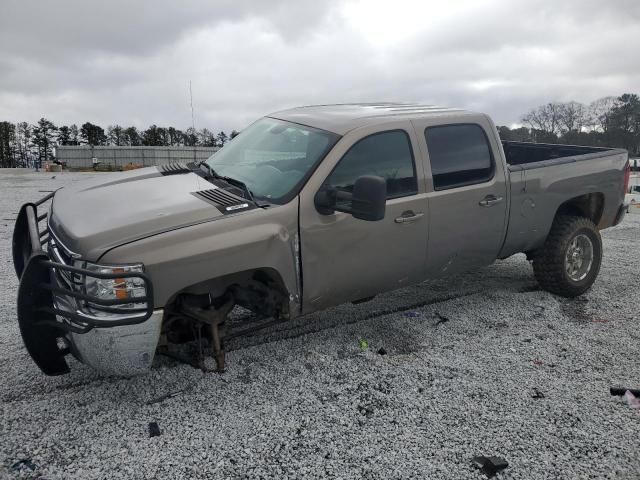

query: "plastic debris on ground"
(148, 421), (162, 437)
(471, 456), (509, 478)
(610, 387), (640, 397)
(404, 311), (420, 318)
(10, 459), (37, 472)
(623, 391), (640, 409)
(531, 387), (545, 399)
(377, 347), (387, 355)
(610, 386), (640, 408)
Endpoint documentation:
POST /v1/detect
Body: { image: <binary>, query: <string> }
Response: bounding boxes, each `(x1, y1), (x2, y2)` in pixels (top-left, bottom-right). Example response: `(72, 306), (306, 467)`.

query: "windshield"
(205, 118), (339, 204)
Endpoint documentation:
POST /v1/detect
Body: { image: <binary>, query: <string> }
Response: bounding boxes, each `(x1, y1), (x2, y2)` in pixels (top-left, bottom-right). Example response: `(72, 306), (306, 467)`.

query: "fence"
(55, 145), (219, 169)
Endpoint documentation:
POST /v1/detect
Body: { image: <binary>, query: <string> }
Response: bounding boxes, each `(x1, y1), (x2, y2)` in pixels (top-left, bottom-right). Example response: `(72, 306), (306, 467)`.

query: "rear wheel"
(532, 216), (602, 297)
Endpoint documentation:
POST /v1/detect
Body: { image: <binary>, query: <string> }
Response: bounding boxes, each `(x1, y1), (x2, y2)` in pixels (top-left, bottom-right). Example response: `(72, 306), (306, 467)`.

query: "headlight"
(82, 262), (148, 316)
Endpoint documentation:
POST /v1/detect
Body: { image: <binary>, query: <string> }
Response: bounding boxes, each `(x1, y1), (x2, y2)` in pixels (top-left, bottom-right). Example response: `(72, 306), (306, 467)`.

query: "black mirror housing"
(314, 175), (386, 221)
(351, 175), (386, 221)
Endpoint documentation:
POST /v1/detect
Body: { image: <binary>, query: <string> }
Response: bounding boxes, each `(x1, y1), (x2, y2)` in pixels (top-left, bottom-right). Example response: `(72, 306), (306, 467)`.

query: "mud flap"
(17, 253), (70, 375)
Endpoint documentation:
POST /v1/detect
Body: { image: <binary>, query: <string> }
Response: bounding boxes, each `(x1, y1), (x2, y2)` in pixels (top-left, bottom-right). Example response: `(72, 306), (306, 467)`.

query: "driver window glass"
(327, 130), (417, 198)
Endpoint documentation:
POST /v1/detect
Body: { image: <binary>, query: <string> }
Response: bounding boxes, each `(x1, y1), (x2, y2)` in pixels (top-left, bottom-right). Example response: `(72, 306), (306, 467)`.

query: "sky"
(1, 0), (639, 132)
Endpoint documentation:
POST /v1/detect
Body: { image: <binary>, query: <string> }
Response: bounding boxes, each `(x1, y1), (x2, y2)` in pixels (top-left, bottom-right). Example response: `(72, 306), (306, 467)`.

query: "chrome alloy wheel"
(564, 234), (594, 282)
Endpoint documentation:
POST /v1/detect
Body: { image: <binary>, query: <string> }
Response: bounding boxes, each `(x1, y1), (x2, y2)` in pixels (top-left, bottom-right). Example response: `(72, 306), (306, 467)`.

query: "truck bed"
(499, 142), (628, 259)
(502, 141), (615, 166)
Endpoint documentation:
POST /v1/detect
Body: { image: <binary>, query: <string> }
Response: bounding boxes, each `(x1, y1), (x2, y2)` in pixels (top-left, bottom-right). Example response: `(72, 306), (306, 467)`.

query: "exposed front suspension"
(160, 294), (288, 373)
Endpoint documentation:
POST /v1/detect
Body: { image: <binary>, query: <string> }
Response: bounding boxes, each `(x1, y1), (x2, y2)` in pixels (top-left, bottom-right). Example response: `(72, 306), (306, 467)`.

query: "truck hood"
(49, 167), (248, 261)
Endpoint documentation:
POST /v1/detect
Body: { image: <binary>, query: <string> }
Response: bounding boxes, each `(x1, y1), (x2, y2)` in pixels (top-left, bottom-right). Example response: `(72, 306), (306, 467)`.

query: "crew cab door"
(299, 122), (428, 314)
(412, 118), (508, 276)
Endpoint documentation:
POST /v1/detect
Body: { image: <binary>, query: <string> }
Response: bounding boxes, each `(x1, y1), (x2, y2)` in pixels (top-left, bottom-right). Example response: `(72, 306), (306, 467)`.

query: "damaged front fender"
(99, 200), (301, 315)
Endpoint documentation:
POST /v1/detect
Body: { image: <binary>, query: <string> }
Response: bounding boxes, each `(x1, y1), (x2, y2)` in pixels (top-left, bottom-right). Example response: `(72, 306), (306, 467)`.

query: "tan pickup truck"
(13, 104), (631, 376)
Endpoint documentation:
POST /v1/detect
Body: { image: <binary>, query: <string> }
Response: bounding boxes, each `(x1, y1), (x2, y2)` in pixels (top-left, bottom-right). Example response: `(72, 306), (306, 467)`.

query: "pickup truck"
(626, 184), (640, 213)
(13, 104), (631, 376)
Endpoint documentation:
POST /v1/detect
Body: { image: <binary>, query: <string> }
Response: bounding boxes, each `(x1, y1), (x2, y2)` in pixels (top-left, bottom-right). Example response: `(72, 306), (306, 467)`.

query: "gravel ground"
(1, 170), (639, 480)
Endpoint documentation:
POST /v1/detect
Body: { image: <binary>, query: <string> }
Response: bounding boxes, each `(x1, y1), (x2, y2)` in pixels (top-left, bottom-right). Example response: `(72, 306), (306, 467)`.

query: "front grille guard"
(13, 195), (154, 335)
(37, 260), (154, 333)
(12, 192), (53, 279)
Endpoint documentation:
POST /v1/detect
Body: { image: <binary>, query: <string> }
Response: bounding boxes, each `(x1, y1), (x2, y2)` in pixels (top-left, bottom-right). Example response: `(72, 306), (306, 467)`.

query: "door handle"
(394, 211), (424, 224)
(478, 195), (504, 207)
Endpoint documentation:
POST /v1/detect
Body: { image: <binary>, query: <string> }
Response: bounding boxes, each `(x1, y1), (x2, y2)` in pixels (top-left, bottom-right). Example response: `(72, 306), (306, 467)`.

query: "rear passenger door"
(413, 120), (508, 276)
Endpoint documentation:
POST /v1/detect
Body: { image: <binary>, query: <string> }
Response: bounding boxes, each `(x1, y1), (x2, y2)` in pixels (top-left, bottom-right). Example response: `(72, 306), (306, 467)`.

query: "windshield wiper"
(198, 162), (219, 182)
(197, 162), (266, 206)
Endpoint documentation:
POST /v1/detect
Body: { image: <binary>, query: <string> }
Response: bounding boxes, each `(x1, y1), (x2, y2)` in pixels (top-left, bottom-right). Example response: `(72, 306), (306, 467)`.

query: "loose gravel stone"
(1, 169), (639, 479)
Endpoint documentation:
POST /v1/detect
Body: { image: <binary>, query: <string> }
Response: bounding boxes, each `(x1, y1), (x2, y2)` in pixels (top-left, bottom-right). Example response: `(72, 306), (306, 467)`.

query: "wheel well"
(165, 268), (290, 318)
(554, 193), (604, 227)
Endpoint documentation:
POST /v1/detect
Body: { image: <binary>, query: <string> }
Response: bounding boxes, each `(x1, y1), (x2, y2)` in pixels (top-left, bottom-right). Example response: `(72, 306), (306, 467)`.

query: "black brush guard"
(12, 193), (154, 375)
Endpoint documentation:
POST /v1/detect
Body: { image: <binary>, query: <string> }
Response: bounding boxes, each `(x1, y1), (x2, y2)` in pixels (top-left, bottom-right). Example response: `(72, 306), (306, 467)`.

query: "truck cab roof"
(269, 103), (478, 135)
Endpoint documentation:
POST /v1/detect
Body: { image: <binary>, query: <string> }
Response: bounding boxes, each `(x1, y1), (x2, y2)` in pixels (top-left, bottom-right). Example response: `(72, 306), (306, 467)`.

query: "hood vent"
(158, 162), (196, 176)
(192, 188), (257, 214)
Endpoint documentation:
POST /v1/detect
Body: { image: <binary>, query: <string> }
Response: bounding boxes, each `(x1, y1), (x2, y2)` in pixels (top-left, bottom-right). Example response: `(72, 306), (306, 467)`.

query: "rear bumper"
(13, 197), (159, 376)
(613, 202), (629, 226)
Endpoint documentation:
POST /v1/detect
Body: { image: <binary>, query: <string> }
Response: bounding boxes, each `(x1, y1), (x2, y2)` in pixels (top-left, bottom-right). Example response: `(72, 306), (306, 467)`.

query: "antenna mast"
(189, 80), (197, 161)
(189, 80), (195, 131)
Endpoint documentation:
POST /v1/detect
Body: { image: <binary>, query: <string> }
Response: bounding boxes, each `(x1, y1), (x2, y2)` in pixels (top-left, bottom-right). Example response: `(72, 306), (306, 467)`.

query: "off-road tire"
(532, 215), (602, 297)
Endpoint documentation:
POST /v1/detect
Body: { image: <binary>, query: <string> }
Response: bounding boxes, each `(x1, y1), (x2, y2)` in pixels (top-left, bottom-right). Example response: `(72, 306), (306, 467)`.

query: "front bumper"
(69, 309), (163, 376)
(13, 195), (160, 376)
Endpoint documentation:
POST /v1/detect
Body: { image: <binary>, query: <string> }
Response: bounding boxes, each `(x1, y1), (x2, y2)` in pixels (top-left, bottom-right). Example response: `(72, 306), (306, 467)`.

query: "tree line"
(1, 92), (639, 168)
(498, 93), (640, 155)
(0, 120), (240, 168)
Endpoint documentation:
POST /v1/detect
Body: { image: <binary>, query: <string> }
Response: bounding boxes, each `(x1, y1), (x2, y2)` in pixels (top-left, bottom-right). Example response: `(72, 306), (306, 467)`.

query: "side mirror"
(314, 175), (386, 221)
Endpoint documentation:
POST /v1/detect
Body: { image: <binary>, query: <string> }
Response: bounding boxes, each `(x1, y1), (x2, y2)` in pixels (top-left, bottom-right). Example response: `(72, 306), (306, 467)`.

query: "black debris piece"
(434, 312), (449, 325)
(377, 347), (387, 355)
(146, 389), (186, 405)
(11, 459), (37, 472)
(148, 421), (162, 438)
(610, 387), (640, 397)
(472, 456), (509, 478)
(531, 387), (545, 399)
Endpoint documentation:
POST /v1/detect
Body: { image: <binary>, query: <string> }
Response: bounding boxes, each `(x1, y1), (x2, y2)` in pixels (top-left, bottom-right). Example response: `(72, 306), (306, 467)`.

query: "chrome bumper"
(69, 309), (163, 376)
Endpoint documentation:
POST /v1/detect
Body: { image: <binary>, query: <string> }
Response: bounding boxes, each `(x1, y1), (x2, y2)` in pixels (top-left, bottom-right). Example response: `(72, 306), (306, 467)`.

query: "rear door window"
(327, 130), (417, 198)
(425, 124), (494, 190)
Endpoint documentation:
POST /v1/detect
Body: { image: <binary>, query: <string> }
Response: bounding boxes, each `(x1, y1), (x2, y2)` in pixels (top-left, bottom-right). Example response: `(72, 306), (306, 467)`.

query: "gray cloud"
(0, 0), (638, 131)
(0, 0), (337, 59)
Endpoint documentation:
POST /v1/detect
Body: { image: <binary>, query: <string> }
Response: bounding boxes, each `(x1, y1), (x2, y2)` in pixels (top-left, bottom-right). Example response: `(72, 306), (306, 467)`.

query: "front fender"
(99, 200), (301, 313)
